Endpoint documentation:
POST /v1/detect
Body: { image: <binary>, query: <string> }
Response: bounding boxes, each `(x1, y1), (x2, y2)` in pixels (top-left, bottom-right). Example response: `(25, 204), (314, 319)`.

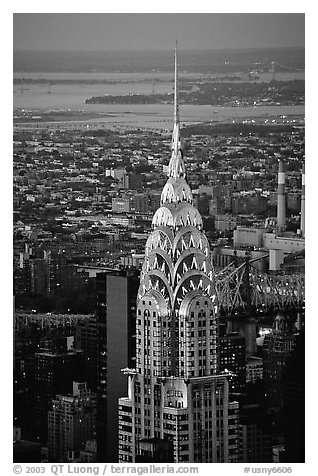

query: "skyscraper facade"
(118, 46), (239, 463)
(96, 269), (139, 462)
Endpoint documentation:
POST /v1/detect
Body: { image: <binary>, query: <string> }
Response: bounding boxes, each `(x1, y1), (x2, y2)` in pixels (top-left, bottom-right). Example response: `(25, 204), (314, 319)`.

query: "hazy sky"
(13, 13), (304, 51)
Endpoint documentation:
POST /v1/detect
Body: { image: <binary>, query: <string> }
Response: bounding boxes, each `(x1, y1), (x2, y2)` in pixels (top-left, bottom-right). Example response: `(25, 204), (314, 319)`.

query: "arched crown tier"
(161, 177), (193, 205)
(152, 203), (203, 230)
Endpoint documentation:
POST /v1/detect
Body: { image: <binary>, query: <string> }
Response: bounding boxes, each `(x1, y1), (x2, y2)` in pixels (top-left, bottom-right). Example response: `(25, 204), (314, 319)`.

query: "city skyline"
(12, 13), (307, 467)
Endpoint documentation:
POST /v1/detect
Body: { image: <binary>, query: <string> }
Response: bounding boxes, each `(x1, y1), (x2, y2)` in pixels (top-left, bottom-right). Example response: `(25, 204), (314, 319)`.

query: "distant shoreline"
(13, 46), (304, 74)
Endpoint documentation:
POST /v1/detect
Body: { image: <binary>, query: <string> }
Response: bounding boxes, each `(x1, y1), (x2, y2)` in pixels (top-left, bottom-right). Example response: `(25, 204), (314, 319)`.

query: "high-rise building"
(209, 197), (225, 216)
(16, 248), (50, 295)
(246, 357), (263, 384)
(214, 214), (240, 232)
(219, 332), (246, 394)
(238, 403), (273, 463)
(149, 193), (162, 213)
(193, 193), (210, 215)
(118, 45), (239, 464)
(281, 329), (305, 462)
(134, 194), (150, 214)
(74, 315), (98, 391)
(48, 382), (96, 462)
(95, 269), (139, 462)
(34, 350), (84, 445)
(262, 314), (297, 408)
(133, 192), (162, 214)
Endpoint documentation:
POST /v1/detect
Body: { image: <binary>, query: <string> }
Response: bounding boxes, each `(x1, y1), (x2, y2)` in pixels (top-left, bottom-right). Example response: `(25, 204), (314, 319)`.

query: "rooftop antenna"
(168, 41), (186, 179)
(174, 40), (180, 126)
(152, 69), (155, 94)
(170, 41), (181, 153)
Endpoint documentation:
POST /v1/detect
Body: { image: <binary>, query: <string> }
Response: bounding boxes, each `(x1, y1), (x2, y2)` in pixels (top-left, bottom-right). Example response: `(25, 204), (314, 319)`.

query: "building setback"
(118, 46), (239, 463)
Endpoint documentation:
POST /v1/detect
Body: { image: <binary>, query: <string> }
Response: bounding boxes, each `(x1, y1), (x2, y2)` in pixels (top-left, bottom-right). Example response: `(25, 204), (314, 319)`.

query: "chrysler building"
(118, 45), (239, 463)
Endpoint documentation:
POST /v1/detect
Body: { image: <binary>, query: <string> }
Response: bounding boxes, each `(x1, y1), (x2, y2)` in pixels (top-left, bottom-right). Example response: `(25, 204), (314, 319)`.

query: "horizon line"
(13, 45), (305, 53)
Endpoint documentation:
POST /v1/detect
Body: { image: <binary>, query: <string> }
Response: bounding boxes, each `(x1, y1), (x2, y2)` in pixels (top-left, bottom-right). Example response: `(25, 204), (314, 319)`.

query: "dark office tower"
(219, 332), (246, 394)
(238, 404), (273, 463)
(149, 192), (162, 213)
(134, 194), (150, 214)
(16, 247), (54, 296)
(74, 315), (98, 391)
(281, 329), (305, 462)
(48, 251), (71, 295)
(95, 269), (139, 463)
(48, 382), (96, 462)
(118, 45), (239, 464)
(209, 197), (225, 216)
(262, 314), (297, 409)
(19, 248), (50, 295)
(193, 193), (210, 216)
(30, 256), (50, 295)
(34, 350), (84, 445)
(128, 172), (143, 190)
(14, 355), (35, 438)
(15, 244), (32, 294)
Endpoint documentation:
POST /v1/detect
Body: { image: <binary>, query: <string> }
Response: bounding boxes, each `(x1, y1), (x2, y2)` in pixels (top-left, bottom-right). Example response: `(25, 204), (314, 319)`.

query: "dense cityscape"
(13, 17), (305, 468)
(14, 120), (304, 311)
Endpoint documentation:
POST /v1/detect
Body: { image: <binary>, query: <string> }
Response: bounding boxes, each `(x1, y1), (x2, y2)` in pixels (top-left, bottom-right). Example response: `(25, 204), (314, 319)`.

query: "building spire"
(169, 42), (185, 179)
(174, 41), (180, 125)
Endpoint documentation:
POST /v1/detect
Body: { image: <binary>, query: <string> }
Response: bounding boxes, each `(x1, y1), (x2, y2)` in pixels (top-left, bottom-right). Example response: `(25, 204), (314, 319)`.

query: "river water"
(13, 71), (305, 130)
